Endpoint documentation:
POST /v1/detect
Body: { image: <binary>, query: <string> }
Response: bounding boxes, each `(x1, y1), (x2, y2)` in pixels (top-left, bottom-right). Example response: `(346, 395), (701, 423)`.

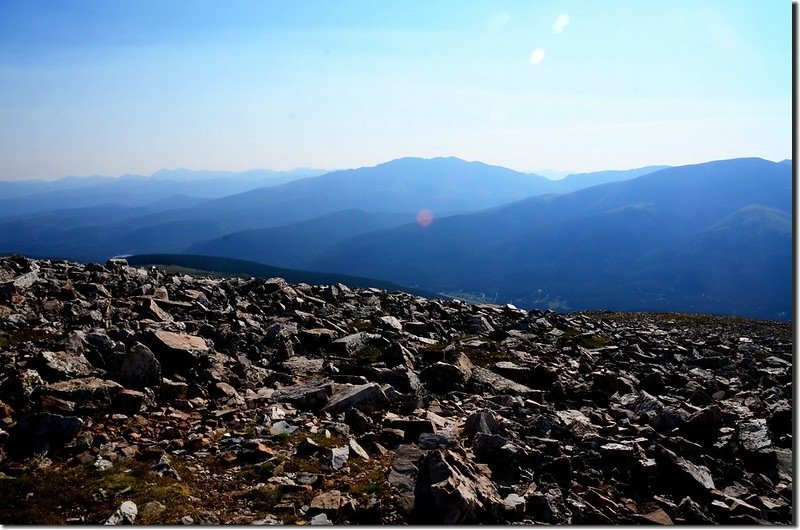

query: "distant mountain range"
(306, 158), (791, 320)
(0, 156), (791, 320)
(0, 167), (328, 216)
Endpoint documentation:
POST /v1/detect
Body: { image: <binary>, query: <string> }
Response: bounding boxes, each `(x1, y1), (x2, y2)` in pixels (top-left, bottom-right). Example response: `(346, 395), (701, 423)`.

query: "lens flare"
(529, 47), (546, 65)
(416, 209), (434, 228)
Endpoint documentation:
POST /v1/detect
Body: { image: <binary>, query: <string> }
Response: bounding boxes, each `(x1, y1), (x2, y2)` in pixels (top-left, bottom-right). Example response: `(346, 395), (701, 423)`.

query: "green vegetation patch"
(234, 484), (284, 513)
(0, 460), (194, 525)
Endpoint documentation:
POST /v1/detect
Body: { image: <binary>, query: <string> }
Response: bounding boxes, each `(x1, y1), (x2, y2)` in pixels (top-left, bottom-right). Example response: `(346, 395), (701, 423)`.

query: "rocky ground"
(0, 255), (792, 524)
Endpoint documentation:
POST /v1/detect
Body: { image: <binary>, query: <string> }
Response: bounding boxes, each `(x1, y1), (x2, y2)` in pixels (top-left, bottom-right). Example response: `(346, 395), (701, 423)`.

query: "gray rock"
(343, 407), (372, 434)
(309, 513), (333, 525)
(738, 418), (772, 453)
(348, 438), (370, 460)
(655, 445), (715, 493)
(414, 449), (504, 524)
(388, 444), (426, 514)
(118, 343), (161, 389)
(37, 350), (94, 380)
(104, 501), (137, 525)
(328, 446), (350, 470)
(556, 409), (598, 435)
(464, 314), (495, 335)
(420, 362), (470, 392)
(332, 332), (380, 355)
(269, 421), (299, 436)
(150, 454), (181, 480)
(503, 493), (526, 520)
(419, 432), (458, 449)
(379, 316), (403, 331)
(470, 366), (536, 396)
(677, 496), (714, 524)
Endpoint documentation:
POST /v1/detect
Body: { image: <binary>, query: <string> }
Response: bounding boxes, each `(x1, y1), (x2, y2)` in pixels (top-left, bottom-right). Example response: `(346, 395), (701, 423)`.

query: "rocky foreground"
(0, 256), (792, 524)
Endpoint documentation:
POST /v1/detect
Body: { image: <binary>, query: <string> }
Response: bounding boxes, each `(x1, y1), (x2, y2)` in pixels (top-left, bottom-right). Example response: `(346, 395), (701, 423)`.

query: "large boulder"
(323, 383), (389, 414)
(36, 350), (94, 381)
(11, 413), (84, 454)
(42, 377), (124, 412)
(117, 343), (162, 389)
(413, 448), (504, 524)
(271, 379), (333, 409)
(146, 330), (210, 373)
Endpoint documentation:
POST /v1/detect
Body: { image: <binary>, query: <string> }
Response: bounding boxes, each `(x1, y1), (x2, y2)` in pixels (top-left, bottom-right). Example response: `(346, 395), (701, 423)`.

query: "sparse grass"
(234, 484), (284, 512)
(282, 456), (326, 474)
(307, 431), (346, 449)
(348, 467), (387, 497)
(0, 460), (194, 525)
(238, 460), (279, 483)
(270, 432), (295, 444)
(343, 454), (393, 503)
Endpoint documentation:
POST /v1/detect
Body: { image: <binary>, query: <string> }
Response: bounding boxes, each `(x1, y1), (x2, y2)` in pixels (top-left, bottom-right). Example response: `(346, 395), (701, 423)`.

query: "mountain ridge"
(307, 157), (791, 320)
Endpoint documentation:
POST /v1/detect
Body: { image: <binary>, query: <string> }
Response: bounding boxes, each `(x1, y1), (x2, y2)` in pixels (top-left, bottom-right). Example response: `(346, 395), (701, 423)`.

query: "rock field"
(0, 255), (792, 524)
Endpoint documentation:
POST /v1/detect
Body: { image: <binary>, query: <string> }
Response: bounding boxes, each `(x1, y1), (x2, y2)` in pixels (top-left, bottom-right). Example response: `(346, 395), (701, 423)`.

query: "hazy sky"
(0, 0), (792, 180)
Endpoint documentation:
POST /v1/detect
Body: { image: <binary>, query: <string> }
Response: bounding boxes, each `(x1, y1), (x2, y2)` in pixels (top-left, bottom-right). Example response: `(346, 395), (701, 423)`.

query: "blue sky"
(0, 0), (792, 180)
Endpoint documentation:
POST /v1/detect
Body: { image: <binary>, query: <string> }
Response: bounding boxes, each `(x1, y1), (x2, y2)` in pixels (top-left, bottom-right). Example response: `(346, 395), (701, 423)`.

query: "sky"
(0, 0), (792, 180)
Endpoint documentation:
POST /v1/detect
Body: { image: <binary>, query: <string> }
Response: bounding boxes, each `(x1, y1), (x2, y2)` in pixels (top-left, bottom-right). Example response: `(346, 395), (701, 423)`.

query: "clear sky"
(0, 0), (792, 180)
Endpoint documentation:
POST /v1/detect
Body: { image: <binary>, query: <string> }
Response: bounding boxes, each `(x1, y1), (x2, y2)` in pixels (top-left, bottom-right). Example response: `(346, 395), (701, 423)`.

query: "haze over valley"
(0, 155), (791, 321)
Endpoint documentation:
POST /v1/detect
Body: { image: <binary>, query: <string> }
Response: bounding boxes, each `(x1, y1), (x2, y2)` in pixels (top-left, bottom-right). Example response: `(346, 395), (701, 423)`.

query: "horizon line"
(0, 154), (791, 183)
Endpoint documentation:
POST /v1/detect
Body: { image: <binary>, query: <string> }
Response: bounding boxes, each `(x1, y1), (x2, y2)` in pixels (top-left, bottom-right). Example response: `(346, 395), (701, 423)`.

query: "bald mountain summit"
(0, 156), (791, 320)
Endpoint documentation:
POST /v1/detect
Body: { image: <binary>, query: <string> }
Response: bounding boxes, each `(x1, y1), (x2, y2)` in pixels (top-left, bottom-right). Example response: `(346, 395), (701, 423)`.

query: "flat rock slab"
(271, 379), (332, 409)
(147, 330), (211, 372)
(639, 508), (673, 525)
(43, 377), (123, 409)
(323, 383), (389, 414)
(556, 409), (598, 436)
(332, 332), (380, 355)
(656, 445), (715, 492)
(37, 350), (94, 380)
(471, 366), (536, 396)
(308, 490), (344, 516)
(152, 330), (209, 354)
